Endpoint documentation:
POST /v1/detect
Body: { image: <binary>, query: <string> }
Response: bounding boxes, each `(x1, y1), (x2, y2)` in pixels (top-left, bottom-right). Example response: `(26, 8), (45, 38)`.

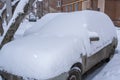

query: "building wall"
(63, 0), (120, 27)
(62, 0), (83, 12)
(98, 0), (105, 12)
(105, 0), (120, 26)
(49, 0), (62, 12)
(61, 0), (100, 12)
(105, 0), (116, 20)
(115, 0), (120, 26)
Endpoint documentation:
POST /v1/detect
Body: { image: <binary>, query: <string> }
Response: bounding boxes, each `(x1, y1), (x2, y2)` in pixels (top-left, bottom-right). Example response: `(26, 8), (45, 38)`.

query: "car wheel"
(67, 67), (82, 80)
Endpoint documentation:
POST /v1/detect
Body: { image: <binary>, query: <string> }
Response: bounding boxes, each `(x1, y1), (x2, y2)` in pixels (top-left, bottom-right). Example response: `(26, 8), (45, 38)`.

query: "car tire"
(67, 67), (82, 80)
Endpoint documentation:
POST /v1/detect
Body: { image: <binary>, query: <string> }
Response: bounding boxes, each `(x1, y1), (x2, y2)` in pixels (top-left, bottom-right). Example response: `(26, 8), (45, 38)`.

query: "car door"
(85, 37), (105, 71)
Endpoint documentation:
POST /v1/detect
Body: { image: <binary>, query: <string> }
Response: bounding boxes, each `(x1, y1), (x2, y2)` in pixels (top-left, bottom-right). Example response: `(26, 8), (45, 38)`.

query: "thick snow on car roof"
(24, 13), (62, 36)
(0, 10), (117, 79)
(25, 10), (117, 56)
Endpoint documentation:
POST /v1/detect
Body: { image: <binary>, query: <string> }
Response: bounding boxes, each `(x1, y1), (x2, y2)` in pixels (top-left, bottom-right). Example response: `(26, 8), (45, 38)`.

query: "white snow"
(38, 0), (43, 1)
(24, 13), (62, 36)
(82, 11), (117, 56)
(0, 11), (90, 79)
(14, 19), (36, 39)
(25, 11), (117, 57)
(0, 36), (85, 79)
(92, 28), (120, 80)
(0, 11), (117, 79)
(15, 13), (62, 39)
(12, 0), (20, 6)
(88, 31), (99, 38)
(0, 76), (2, 80)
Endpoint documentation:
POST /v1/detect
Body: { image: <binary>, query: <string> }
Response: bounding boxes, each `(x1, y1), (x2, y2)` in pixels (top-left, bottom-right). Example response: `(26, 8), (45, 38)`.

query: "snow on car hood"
(0, 35), (86, 79)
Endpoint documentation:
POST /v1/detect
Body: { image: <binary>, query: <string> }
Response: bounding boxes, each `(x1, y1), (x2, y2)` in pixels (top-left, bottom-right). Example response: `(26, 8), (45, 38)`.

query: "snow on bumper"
(0, 70), (68, 80)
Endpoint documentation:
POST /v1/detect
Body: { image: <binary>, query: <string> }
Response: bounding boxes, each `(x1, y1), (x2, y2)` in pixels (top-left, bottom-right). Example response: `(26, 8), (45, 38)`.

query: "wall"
(98, 0), (105, 12)
(62, 0), (82, 12)
(115, 0), (120, 26)
(105, 0), (120, 26)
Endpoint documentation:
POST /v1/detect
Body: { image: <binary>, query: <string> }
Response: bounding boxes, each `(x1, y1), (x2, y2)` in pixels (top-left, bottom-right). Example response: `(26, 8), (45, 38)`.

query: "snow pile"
(25, 11), (117, 57)
(92, 28), (120, 80)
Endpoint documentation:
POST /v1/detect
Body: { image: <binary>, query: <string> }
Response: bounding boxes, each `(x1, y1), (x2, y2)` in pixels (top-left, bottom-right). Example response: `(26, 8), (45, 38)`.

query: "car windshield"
(33, 13), (87, 38)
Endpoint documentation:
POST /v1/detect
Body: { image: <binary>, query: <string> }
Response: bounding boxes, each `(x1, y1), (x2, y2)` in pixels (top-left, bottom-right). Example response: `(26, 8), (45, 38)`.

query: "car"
(0, 10), (118, 80)
(28, 12), (37, 22)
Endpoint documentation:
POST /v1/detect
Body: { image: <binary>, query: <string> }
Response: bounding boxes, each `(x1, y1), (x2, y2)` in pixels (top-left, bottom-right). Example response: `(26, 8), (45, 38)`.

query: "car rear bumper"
(0, 70), (22, 80)
(0, 70), (68, 80)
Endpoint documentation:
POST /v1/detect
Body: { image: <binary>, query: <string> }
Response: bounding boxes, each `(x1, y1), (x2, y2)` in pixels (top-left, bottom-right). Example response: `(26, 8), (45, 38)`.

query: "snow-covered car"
(28, 12), (37, 22)
(0, 10), (118, 80)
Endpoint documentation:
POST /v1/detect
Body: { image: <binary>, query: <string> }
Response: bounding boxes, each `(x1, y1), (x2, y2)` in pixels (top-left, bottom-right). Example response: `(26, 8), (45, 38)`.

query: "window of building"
(69, 5), (72, 12)
(66, 5), (68, 12)
(57, 0), (61, 7)
(75, 3), (79, 11)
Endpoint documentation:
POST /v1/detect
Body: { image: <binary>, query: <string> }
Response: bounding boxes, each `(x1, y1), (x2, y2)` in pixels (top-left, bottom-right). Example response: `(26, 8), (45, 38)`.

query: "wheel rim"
(70, 75), (77, 80)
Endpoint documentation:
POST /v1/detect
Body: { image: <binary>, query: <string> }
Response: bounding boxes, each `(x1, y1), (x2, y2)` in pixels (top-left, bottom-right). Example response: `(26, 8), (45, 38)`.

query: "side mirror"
(90, 36), (99, 41)
(89, 32), (100, 41)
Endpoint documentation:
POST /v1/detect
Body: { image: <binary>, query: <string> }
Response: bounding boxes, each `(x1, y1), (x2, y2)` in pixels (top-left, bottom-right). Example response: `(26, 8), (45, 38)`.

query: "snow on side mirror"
(89, 32), (100, 41)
